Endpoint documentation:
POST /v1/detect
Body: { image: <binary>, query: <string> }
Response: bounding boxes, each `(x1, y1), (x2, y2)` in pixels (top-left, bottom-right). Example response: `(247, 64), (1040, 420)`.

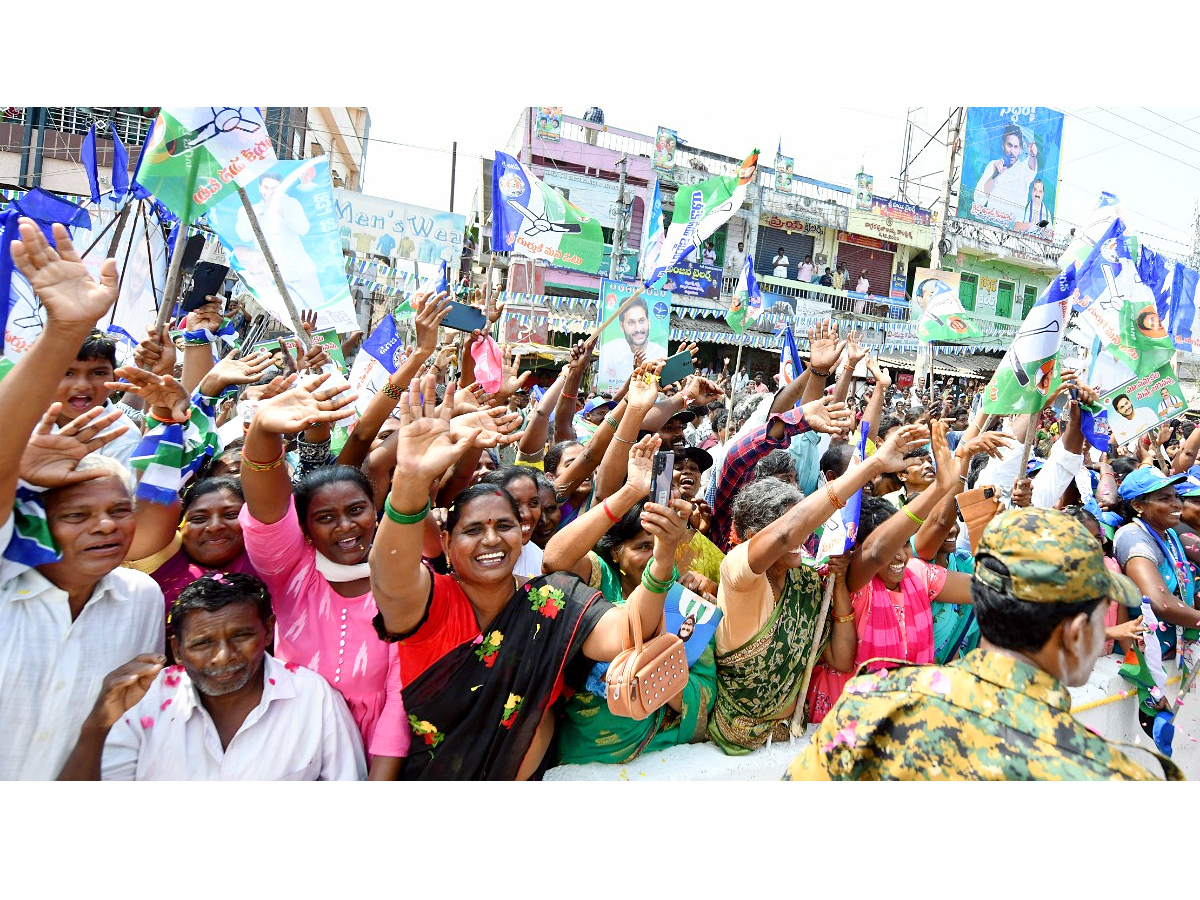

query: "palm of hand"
(396, 417), (462, 474)
(32, 258), (116, 324)
(21, 433), (91, 487)
(627, 455), (653, 494)
(810, 336), (842, 372)
(627, 375), (658, 408)
(255, 391), (323, 433)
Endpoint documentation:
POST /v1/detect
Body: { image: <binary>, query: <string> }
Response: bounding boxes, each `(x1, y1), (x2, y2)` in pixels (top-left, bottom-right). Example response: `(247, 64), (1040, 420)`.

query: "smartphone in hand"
(441, 301), (488, 333)
(651, 450), (675, 507)
(658, 350), (695, 387)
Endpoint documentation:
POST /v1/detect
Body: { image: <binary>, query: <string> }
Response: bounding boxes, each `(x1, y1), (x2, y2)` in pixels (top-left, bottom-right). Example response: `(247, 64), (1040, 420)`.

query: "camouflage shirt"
(784, 649), (1178, 781)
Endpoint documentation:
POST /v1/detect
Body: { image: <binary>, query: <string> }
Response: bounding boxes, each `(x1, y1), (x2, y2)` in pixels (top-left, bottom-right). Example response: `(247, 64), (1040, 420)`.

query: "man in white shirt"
(1108, 392), (1162, 447)
(772, 248), (789, 278)
(59, 572), (365, 780)
(798, 255), (814, 283)
(0, 218), (166, 779)
(702, 242), (717, 266)
(727, 241), (746, 275)
(974, 125), (1038, 224)
(599, 295), (668, 388)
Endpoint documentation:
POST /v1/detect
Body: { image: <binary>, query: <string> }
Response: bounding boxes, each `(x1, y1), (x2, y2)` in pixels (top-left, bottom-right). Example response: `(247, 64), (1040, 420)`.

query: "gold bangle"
(832, 611), (855, 624)
(826, 483), (845, 510)
(382, 383), (402, 401)
(241, 448), (286, 472)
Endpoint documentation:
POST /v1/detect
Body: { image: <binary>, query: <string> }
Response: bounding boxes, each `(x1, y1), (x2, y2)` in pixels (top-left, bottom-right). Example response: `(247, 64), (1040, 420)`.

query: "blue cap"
(1177, 472), (1200, 498)
(581, 398), (616, 417)
(1117, 467), (1187, 501)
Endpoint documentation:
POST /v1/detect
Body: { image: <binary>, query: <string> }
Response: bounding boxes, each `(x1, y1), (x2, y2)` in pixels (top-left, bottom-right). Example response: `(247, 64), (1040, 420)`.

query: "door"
(1021, 284), (1038, 319)
(996, 280), (1015, 319)
(959, 272), (978, 311)
(835, 242), (893, 297)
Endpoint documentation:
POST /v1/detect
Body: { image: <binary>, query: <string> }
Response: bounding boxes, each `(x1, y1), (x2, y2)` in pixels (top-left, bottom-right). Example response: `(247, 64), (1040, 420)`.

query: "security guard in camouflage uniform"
(785, 507), (1183, 781)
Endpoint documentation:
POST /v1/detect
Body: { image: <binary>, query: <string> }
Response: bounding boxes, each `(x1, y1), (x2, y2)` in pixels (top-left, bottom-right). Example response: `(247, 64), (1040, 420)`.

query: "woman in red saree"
(369, 373), (695, 780)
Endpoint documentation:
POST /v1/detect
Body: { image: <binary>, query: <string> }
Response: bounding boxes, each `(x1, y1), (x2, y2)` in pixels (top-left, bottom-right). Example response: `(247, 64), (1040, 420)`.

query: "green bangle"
(641, 557), (679, 594)
(384, 493), (431, 525)
(902, 506), (926, 526)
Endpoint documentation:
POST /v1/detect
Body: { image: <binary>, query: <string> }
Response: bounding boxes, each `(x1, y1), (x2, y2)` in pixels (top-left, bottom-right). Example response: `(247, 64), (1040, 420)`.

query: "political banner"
(491, 150), (605, 275)
(334, 189), (465, 264)
(775, 155), (794, 192)
(638, 177), (664, 282)
(869, 197), (932, 226)
(346, 313), (406, 417)
(1102, 364), (1187, 448)
(725, 253), (762, 334)
(134, 107), (277, 224)
(653, 127), (677, 173)
(661, 262), (722, 300)
(959, 106), (1064, 241)
(854, 171), (873, 211)
(597, 278), (670, 392)
(535, 107), (562, 142)
(912, 268), (981, 343)
(252, 328), (347, 374)
(208, 156), (359, 334)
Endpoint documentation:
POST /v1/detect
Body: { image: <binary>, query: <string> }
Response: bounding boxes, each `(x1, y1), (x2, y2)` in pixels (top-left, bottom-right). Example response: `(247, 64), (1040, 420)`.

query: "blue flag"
(779, 327), (804, 387)
(816, 421), (870, 561)
(110, 124), (130, 202)
(82, 124), (101, 203)
(435, 258), (449, 294)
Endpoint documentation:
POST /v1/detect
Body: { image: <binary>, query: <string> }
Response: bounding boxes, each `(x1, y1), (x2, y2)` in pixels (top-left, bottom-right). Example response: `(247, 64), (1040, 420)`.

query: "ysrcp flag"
(134, 107), (276, 224)
(638, 177), (664, 281)
(491, 151), (604, 274)
(644, 149), (759, 288)
(816, 421), (869, 563)
(725, 252), (762, 334)
(779, 326), (804, 387)
(347, 312), (406, 417)
(983, 264), (1076, 415)
(208, 156), (360, 334)
(1138, 245), (1200, 353)
(1073, 219), (1175, 377)
(1059, 191), (1122, 272)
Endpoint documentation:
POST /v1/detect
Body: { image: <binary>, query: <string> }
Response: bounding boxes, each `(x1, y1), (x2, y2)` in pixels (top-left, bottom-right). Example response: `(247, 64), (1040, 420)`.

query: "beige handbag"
(605, 589), (689, 721)
(956, 486), (1002, 554)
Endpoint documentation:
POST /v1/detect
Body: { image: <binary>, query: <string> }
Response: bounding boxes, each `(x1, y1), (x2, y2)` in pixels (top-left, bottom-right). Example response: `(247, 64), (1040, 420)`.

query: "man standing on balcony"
(727, 241), (746, 275)
(798, 255), (814, 283)
(832, 265), (847, 291)
(702, 242), (717, 267)
(819, 268), (834, 287)
(772, 247), (789, 278)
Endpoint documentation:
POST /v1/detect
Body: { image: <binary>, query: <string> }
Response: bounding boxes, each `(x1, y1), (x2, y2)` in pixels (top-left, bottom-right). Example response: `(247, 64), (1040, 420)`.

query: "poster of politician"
(1101, 365), (1187, 447)
(596, 279), (671, 392)
(959, 107), (1064, 242)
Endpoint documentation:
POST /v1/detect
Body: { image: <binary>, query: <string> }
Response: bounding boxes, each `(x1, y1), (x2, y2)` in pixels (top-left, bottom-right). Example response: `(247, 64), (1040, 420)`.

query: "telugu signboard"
(847, 210), (932, 249)
(333, 189), (466, 264)
(759, 213), (827, 237)
(661, 262), (722, 300)
(959, 106), (1064, 242)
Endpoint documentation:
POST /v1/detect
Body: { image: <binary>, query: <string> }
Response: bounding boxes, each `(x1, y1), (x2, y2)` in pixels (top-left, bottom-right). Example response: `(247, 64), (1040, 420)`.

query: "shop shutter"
(834, 241), (893, 296)
(754, 227), (814, 278)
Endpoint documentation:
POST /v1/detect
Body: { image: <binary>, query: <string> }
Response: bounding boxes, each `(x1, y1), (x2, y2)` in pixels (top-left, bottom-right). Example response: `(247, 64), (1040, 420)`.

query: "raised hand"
(453, 381), (486, 413)
(413, 291), (452, 357)
(626, 363), (661, 411)
(872, 423), (931, 471)
(108, 366), (190, 423)
(133, 323), (177, 376)
(497, 347), (532, 399)
(185, 298), (224, 335)
(956, 430), (1015, 464)
(844, 330), (867, 369)
(200, 348), (275, 396)
(625, 434), (661, 497)
(801, 395), (855, 435)
(300, 309), (318, 337)
(258, 372), (297, 402)
(340, 330), (364, 358)
(930, 420), (958, 493)
(807, 319), (846, 375)
(864, 352), (891, 389)
(393, 373), (485, 482)
(300, 341), (331, 374)
(10, 218), (117, 330)
(450, 405), (523, 444)
(681, 374), (724, 406)
(86, 654), (166, 732)
(21, 403), (129, 488)
(641, 497), (693, 559)
(251, 372), (357, 435)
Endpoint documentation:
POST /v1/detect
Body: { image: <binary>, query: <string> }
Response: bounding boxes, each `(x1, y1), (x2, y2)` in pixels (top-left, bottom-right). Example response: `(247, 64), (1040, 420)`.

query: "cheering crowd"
(1, 216), (1190, 781)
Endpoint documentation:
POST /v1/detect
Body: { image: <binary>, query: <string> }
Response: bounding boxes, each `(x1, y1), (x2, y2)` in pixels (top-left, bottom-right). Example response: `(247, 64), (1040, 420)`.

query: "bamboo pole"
(235, 185), (309, 350)
(154, 221), (187, 331)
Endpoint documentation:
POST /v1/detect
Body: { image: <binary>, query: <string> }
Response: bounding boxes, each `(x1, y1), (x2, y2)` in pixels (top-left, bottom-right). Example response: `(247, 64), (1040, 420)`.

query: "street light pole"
(609, 155), (628, 280)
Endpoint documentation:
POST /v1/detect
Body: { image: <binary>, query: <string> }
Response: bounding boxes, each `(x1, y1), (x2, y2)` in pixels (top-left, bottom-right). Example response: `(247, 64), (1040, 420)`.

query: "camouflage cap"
(974, 507), (1141, 606)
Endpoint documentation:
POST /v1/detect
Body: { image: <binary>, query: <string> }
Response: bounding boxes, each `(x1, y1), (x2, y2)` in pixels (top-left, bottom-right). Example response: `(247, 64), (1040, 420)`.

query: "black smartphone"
(658, 350), (694, 387)
(651, 450), (675, 507)
(441, 301), (487, 333)
(182, 262), (229, 312)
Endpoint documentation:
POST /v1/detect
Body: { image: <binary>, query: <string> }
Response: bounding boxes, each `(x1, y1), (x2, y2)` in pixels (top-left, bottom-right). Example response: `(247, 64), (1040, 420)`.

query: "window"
(996, 280), (1015, 319)
(959, 272), (978, 311)
(1021, 285), (1038, 319)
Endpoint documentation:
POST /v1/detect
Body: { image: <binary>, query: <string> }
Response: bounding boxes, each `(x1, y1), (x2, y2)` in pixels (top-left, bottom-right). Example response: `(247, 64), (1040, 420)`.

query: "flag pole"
(589, 285), (647, 342)
(154, 220), (187, 332)
(791, 576), (836, 738)
(235, 185), (309, 350)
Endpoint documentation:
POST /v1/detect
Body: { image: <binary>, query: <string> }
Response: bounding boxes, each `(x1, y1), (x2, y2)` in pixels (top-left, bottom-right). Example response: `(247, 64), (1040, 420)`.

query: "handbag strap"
(622, 584), (667, 655)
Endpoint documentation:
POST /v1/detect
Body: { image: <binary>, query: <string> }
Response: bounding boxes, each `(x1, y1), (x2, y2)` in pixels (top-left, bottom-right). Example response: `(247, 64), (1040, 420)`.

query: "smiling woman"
(236, 374), (410, 771)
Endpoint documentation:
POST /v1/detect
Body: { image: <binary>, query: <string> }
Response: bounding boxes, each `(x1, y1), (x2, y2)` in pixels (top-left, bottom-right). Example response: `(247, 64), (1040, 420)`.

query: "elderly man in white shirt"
(59, 572), (366, 781)
(0, 217), (165, 780)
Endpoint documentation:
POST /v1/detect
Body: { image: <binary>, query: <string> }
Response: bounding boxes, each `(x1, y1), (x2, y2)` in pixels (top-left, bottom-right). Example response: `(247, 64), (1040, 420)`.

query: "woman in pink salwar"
(238, 374), (408, 771)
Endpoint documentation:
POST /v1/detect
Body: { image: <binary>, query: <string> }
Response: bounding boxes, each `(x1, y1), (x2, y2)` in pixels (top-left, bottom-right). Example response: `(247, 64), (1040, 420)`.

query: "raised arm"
(862, 354), (892, 442)
(543, 434), (658, 580)
(1, 219), (119, 518)
(848, 421), (956, 593)
(178, 298), (225, 392)
(913, 430), (1014, 561)
(1173, 419), (1200, 474)
(551, 341), (590, 443)
(370, 374), (492, 635)
(593, 363), (660, 501)
(832, 330), (866, 407)
(746, 423), (930, 576)
(799, 320), (846, 409)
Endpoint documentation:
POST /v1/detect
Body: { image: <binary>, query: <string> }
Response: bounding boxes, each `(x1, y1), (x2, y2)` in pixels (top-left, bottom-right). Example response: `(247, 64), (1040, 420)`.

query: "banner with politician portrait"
(596, 278), (671, 393)
(208, 156), (360, 334)
(959, 107), (1064, 242)
(1101, 364), (1187, 448)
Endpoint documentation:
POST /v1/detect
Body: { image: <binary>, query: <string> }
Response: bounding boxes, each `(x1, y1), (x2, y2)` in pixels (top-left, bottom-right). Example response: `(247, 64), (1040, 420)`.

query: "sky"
(362, 105), (1200, 261)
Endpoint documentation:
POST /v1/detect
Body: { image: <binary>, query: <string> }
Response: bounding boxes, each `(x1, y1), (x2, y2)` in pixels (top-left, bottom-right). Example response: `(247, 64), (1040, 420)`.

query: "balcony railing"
(42, 107), (153, 147)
